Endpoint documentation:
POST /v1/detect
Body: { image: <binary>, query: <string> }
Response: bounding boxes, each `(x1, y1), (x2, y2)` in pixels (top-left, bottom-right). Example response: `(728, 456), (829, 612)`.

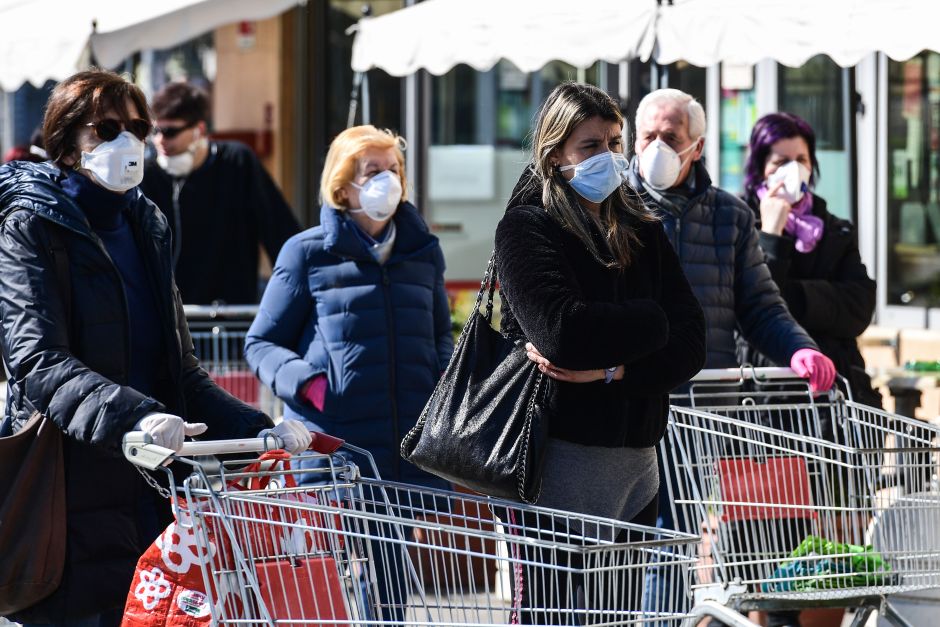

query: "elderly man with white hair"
(625, 88), (836, 627)
(625, 88), (834, 380)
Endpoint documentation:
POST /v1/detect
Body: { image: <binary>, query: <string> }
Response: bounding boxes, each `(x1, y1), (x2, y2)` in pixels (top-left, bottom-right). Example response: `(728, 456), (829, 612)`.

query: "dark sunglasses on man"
(152, 123), (196, 140)
(85, 118), (152, 142)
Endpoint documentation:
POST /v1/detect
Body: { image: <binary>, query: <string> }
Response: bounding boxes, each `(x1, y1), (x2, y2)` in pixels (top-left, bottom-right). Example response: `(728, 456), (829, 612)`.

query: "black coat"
(740, 192), (881, 406)
(140, 141), (301, 305)
(495, 189), (706, 448)
(0, 161), (272, 622)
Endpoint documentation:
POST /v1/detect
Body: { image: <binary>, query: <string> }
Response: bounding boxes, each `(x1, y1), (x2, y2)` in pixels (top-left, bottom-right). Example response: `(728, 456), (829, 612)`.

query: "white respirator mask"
(79, 131), (145, 192)
(349, 170), (402, 222)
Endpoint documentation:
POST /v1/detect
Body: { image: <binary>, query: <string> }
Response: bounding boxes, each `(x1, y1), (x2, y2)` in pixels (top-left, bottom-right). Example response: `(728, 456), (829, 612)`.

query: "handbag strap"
(475, 251), (499, 323)
(401, 250), (500, 459)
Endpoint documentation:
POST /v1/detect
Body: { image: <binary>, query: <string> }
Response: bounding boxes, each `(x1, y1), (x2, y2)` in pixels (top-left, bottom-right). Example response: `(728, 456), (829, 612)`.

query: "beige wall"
(212, 17), (284, 187)
(212, 14), (299, 272)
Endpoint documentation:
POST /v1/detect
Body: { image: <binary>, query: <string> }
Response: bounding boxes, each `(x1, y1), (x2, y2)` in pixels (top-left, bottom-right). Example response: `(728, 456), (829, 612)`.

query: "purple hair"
(743, 112), (820, 198)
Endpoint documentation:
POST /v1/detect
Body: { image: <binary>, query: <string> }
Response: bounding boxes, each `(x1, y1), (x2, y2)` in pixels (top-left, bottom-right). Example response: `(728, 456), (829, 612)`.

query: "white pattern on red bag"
(155, 511), (216, 574)
(134, 567), (172, 611)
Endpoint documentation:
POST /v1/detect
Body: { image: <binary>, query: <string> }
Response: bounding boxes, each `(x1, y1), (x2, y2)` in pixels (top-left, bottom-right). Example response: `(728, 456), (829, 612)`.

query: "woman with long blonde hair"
(495, 82), (706, 622)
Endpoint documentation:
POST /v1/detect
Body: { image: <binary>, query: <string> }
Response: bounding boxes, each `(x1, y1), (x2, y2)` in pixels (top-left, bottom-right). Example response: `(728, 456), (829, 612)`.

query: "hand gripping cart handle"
(122, 429), (347, 471)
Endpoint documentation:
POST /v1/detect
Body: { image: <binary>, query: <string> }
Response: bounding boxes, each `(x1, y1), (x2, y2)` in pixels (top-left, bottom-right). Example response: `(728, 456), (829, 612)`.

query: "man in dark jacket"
(140, 82), (301, 305)
(626, 89), (836, 625)
(624, 88), (833, 377)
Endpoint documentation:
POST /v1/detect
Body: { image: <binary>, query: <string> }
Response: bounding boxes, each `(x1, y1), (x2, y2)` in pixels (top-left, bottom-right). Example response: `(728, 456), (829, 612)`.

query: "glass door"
(884, 52), (940, 323)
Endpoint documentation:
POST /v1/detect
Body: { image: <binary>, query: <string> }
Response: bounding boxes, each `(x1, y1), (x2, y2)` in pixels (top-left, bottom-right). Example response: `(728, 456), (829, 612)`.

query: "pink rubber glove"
(790, 348), (836, 393)
(301, 375), (327, 412)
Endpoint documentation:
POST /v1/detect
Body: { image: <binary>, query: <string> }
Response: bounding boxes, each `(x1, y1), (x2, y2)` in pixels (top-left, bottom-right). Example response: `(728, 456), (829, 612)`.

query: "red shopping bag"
(227, 450), (343, 558)
(255, 555), (349, 625)
(717, 456), (818, 522)
(121, 499), (238, 626)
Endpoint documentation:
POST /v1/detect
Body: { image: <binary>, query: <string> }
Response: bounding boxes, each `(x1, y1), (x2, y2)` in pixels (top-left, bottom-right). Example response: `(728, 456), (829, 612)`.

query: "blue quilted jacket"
(624, 159), (816, 369)
(245, 202), (453, 485)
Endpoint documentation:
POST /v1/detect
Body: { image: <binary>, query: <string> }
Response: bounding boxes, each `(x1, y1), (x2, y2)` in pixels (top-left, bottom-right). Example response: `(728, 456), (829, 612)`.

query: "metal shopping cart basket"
(184, 305), (281, 418)
(662, 367), (940, 627)
(123, 431), (703, 626)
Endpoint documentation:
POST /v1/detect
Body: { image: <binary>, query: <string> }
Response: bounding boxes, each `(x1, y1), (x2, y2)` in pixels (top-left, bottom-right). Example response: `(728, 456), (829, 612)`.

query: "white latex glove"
(260, 420), (313, 455)
(135, 412), (208, 452)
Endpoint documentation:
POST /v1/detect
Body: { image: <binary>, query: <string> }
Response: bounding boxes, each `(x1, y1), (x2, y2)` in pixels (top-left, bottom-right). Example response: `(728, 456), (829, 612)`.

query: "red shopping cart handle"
(310, 431), (344, 454)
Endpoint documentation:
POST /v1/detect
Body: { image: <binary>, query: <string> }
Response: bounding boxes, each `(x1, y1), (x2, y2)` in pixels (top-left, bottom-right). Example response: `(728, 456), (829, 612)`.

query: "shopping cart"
(123, 431), (706, 626)
(662, 367), (940, 627)
(184, 304), (281, 418)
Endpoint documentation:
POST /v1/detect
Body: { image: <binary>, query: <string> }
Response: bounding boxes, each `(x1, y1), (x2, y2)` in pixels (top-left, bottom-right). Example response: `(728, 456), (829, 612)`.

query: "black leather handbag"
(401, 253), (549, 503)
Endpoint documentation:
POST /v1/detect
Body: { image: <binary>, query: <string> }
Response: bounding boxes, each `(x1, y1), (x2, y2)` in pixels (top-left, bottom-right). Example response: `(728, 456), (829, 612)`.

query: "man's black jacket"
(140, 140), (301, 304)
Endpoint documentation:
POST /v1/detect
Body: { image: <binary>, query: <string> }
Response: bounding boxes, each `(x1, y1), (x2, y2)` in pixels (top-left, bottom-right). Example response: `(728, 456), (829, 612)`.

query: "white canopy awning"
(0, 0), (302, 92)
(351, 0), (940, 76)
(651, 0), (940, 68)
(351, 0), (657, 76)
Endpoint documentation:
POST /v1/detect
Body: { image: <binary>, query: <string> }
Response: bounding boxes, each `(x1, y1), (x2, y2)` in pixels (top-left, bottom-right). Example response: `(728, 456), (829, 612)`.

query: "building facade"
(1, 2), (937, 331)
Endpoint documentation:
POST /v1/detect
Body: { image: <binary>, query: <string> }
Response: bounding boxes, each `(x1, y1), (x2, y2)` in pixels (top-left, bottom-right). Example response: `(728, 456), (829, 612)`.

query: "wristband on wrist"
(604, 366), (617, 384)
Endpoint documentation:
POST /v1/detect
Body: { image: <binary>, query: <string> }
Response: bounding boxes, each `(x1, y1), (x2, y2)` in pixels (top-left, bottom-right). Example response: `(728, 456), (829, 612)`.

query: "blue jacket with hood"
(245, 202), (453, 485)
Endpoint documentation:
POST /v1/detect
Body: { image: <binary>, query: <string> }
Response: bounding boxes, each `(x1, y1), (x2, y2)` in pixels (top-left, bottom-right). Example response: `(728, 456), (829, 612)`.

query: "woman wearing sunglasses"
(0, 69), (309, 626)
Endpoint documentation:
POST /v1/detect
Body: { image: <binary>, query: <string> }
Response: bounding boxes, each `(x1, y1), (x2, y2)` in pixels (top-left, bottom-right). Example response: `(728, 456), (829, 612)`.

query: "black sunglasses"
(85, 118), (152, 142)
(152, 123), (196, 140)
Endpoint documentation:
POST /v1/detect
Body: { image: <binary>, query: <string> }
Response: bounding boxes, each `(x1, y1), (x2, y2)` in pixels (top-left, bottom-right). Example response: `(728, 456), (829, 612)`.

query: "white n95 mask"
(350, 170), (402, 222)
(639, 139), (698, 191)
(79, 131), (145, 192)
(558, 151), (629, 203)
(156, 135), (206, 178)
(767, 160), (811, 205)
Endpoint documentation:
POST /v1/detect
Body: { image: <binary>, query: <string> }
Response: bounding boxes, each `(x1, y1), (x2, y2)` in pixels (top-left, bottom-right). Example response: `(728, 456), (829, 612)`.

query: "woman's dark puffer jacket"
(0, 161), (272, 622)
(740, 192), (882, 406)
(495, 184), (706, 448)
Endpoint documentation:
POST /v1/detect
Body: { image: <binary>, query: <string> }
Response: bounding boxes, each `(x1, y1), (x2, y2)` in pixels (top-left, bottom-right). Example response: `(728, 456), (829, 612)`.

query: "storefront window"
(667, 61), (707, 116)
(327, 1), (403, 141)
(427, 61), (602, 282)
(886, 52), (940, 308)
(719, 64), (756, 193)
(143, 33), (216, 92)
(778, 55), (853, 220)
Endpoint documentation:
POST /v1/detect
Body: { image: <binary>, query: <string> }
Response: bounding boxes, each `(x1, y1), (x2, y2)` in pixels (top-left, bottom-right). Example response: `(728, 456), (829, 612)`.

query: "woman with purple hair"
(741, 112), (881, 410)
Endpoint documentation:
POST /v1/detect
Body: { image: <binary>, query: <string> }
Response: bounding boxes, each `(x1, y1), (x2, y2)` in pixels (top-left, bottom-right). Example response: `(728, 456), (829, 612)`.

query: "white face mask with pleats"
(79, 131), (145, 192)
(558, 151), (629, 203)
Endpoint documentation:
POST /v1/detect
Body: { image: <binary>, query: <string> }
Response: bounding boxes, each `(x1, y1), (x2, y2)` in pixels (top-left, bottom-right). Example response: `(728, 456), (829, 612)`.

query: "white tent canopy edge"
(350, 0), (940, 76)
(0, 0), (304, 92)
